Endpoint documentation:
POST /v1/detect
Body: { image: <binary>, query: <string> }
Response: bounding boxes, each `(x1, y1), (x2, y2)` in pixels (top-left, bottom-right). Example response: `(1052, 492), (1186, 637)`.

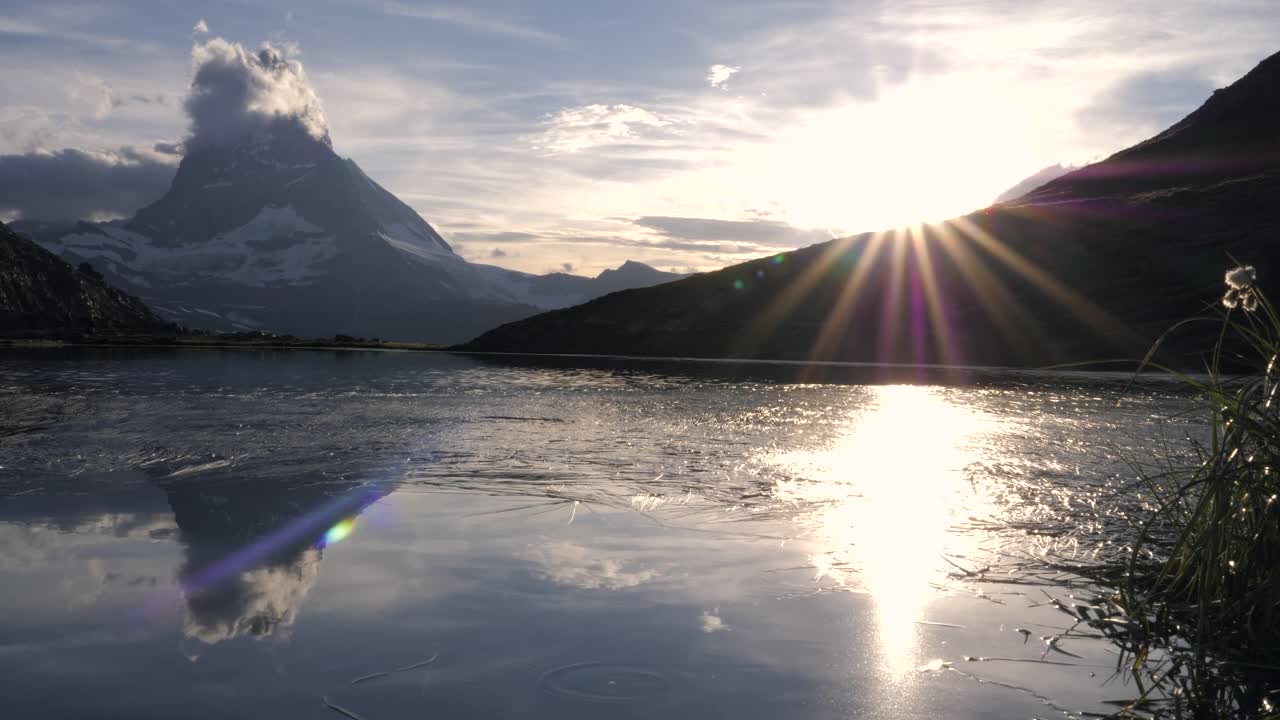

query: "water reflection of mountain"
(162, 477), (389, 644)
(0, 473), (388, 645)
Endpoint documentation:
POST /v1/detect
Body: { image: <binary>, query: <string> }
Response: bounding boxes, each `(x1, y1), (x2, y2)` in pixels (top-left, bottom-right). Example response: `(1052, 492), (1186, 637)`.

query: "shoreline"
(0, 336), (445, 353)
(0, 336), (1209, 388)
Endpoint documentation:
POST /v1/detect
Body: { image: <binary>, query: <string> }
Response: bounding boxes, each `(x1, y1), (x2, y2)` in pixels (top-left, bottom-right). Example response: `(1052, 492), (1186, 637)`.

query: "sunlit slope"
(458, 51), (1280, 367)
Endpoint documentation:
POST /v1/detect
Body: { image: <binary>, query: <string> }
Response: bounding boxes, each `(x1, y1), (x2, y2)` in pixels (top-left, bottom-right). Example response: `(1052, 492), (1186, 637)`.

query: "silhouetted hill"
(0, 221), (172, 337)
(459, 50), (1280, 368)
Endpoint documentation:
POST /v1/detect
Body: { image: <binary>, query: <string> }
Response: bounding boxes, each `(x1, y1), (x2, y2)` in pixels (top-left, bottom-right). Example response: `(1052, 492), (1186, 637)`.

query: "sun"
(645, 68), (1058, 236)
(783, 81), (1042, 230)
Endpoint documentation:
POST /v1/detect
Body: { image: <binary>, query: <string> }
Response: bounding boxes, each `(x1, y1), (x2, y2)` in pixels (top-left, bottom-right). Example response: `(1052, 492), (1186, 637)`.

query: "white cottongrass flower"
(1226, 265), (1257, 290)
(1223, 265), (1259, 311)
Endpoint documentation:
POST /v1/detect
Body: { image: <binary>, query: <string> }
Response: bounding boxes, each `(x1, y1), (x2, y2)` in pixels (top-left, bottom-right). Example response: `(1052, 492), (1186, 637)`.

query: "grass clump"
(1088, 264), (1280, 718)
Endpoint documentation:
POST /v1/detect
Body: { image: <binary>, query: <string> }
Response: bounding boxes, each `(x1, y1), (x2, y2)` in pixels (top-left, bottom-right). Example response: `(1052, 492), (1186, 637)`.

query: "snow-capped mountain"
(16, 125), (680, 343)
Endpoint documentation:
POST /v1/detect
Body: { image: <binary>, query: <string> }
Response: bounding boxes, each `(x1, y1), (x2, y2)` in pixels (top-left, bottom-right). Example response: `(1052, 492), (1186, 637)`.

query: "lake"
(0, 349), (1198, 719)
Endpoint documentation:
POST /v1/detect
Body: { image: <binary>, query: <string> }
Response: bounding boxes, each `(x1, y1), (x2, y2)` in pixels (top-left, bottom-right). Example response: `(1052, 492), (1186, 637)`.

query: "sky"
(2, 1), (1279, 275)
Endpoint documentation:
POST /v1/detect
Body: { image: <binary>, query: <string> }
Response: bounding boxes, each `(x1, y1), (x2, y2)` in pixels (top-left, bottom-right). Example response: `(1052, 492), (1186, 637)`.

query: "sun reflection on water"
(772, 385), (997, 682)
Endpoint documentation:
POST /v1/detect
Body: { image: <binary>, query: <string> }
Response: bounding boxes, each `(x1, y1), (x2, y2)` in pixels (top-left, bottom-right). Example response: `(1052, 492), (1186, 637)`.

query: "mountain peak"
(596, 259), (657, 279)
(182, 122), (337, 181)
(125, 125), (342, 247)
(590, 260), (684, 294)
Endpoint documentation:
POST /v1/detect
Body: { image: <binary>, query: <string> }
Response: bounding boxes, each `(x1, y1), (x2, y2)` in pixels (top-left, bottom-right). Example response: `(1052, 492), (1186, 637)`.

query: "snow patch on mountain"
(204, 205), (336, 285)
(379, 222), (455, 263)
(51, 205), (336, 288)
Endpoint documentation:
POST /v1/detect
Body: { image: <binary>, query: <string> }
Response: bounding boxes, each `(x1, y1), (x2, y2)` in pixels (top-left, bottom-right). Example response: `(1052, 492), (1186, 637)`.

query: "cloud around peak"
(0, 35), (333, 223)
(184, 37), (331, 151)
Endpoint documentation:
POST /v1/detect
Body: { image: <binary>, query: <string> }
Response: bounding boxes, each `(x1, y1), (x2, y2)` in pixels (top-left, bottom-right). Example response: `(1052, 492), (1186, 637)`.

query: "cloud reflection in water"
(525, 540), (660, 590)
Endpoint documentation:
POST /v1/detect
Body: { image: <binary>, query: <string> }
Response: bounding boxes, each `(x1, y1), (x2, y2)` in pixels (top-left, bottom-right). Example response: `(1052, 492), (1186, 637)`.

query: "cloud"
(490, 247), (507, 258)
(70, 511), (179, 539)
(526, 541), (658, 590)
(633, 216), (833, 248)
(0, 14), (165, 53)
(193, 19), (209, 35)
(69, 73), (169, 121)
(535, 104), (675, 154)
(556, 153), (699, 183)
(707, 64), (740, 88)
(0, 107), (63, 155)
(633, 238), (776, 255)
(707, 7), (950, 109)
(700, 609), (729, 633)
(0, 145), (177, 222)
(183, 549), (321, 644)
(449, 230), (543, 244)
(375, 2), (560, 45)
(1077, 67), (1216, 145)
(561, 262), (575, 273)
(184, 37), (330, 150)
(153, 141), (183, 156)
(72, 73), (115, 120)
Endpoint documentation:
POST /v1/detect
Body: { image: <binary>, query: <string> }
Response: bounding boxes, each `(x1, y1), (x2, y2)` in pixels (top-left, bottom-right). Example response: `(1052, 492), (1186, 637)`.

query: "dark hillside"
(0, 221), (172, 337)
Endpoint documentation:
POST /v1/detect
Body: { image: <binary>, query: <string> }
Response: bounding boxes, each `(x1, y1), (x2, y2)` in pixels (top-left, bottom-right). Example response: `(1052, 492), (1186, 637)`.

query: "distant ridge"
(595, 260), (687, 294)
(458, 50), (1280, 368)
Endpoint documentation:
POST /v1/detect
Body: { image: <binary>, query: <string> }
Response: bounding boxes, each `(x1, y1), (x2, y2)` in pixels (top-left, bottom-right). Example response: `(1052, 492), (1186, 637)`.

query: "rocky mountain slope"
(16, 124), (679, 344)
(0, 221), (172, 337)
(459, 50), (1280, 368)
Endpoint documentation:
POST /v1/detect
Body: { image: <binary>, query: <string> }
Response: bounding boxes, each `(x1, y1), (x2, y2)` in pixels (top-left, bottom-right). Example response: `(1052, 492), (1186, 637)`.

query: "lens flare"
(322, 517), (357, 547)
(175, 488), (382, 597)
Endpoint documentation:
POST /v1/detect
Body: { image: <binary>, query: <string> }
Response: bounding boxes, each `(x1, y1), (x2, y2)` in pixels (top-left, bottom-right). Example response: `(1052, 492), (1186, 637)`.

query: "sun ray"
(877, 228), (910, 365)
(949, 215), (1137, 346)
(806, 231), (888, 364)
(930, 220), (1046, 358)
(734, 235), (863, 355)
(907, 224), (957, 367)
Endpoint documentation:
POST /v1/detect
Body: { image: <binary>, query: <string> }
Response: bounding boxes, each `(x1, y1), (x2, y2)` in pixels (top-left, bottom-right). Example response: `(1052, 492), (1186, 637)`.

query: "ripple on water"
(539, 662), (674, 704)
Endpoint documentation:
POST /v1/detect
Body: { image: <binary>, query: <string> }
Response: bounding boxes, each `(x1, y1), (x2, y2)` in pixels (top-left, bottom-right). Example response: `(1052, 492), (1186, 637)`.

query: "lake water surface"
(0, 349), (1198, 719)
